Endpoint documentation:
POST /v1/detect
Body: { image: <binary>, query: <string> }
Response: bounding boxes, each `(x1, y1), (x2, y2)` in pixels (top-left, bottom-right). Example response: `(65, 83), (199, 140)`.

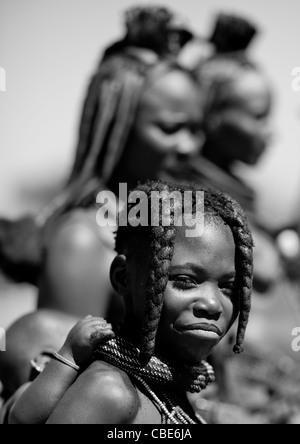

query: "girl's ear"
(110, 255), (130, 297)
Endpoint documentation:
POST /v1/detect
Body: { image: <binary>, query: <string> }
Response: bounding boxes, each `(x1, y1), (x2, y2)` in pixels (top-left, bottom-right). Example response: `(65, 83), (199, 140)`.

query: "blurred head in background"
(0, 310), (78, 400)
(0, 6), (204, 287)
(50, 5), (204, 218)
(195, 14), (273, 172)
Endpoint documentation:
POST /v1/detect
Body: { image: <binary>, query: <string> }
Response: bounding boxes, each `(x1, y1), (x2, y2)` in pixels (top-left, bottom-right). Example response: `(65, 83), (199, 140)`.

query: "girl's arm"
(46, 361), (138, 424)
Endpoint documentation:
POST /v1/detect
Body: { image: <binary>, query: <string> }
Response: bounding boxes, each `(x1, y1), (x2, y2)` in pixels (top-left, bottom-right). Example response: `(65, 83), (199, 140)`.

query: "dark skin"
(39, 70), (204, 319)
(46, 220), (239, 424)
(202, 70), (272, 172)
(200, 69), (279, 293)
(8, 316), (114, 424)
(113, 69), (204, 189)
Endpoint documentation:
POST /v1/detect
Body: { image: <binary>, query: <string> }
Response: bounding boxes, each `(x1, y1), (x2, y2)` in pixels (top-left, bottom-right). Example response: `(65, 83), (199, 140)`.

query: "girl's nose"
(192, 284), (223, 318)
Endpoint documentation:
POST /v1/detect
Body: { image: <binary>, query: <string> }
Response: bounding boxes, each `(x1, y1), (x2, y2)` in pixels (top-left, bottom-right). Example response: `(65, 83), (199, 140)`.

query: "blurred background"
(0, 0), (300, 327)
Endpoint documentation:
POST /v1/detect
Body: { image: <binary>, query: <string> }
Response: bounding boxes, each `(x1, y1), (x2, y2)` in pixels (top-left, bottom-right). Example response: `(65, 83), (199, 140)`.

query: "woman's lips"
(176, 323), (222, 336)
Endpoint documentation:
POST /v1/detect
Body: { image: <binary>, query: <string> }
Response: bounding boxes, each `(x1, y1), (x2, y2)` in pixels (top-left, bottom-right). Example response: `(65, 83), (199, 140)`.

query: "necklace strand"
(133, 374), (203, 425)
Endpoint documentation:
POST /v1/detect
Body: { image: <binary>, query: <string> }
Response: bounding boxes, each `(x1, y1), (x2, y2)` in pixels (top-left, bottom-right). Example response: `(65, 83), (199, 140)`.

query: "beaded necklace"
(94, 336), (214, 424)
(133, 374), (206, 424)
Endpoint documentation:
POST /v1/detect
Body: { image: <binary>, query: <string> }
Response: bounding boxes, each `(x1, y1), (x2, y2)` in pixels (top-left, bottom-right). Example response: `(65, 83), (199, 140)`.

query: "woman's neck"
(107, 167), (137, 196)
(201, 141), (234, 173)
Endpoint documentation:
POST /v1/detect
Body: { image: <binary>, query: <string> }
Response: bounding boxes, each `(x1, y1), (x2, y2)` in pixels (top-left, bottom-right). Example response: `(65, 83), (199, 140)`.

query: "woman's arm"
(39, 211), (117, 317)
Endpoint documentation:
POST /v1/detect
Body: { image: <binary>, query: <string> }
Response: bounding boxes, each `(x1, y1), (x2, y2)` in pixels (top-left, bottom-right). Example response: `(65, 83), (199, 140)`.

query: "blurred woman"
(0, 6), (204, 320)
(172, 13), (300, 423)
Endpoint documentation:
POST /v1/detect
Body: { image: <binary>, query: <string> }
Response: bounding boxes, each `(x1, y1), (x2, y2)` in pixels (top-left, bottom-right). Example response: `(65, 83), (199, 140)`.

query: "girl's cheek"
(222, 297), (236, 321)
(164, 287), (184, 310)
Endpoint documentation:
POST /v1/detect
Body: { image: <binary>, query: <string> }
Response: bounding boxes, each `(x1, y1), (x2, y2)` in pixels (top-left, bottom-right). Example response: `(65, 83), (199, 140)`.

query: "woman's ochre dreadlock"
(0, 6), (196, 284)
(116, 180), (254, 363)
(40, 55), (195, 226)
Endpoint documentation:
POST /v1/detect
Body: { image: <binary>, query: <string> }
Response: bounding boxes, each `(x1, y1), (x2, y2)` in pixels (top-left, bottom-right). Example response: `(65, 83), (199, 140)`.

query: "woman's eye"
(158, 123), (181, 135)
(172, 276), (197, 290)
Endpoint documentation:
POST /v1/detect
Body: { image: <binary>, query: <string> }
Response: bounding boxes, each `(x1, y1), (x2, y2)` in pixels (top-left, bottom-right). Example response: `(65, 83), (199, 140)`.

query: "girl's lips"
(176, 323), (222, 336)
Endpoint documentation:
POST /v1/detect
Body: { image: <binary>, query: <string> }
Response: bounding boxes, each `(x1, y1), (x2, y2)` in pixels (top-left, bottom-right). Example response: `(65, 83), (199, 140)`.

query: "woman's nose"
(260, 119), (273, 147)
(176, 130), (203, 158)
(192, 284), (223, 318)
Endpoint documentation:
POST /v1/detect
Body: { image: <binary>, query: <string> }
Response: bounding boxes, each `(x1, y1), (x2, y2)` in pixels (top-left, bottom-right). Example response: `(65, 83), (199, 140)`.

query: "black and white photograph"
(1, 0), (300, 426)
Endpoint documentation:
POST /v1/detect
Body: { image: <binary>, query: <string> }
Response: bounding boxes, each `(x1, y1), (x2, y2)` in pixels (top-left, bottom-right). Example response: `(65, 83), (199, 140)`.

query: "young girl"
(21, 180), (252, 425)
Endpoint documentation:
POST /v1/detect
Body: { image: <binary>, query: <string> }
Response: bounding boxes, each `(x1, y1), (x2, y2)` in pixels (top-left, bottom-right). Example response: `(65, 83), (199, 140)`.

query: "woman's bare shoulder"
(46, 209), (115, 251)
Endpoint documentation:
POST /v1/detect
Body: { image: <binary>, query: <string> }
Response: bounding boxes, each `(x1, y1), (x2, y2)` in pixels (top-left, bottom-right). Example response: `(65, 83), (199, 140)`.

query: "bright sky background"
(1, 0), (300, 226)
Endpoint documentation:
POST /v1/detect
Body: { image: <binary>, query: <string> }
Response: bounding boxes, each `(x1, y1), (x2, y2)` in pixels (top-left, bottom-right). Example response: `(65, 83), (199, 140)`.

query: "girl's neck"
(119, 319), (202, 369)
(119, 318), (142, 347)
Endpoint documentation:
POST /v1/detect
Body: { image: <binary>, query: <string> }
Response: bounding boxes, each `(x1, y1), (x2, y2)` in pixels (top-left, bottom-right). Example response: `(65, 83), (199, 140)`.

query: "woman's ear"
(110, 255), (129, 297)
(205, 112), (222, 136)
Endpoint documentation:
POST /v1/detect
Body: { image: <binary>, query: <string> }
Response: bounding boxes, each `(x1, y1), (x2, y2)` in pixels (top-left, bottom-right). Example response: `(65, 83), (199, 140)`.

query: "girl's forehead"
(172, 221), (235, 267)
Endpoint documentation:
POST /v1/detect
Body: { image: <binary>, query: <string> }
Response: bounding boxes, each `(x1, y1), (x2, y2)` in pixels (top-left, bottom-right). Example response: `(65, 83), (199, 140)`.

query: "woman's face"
(124, 70), (204, 182)
(208, 70), (272, 166)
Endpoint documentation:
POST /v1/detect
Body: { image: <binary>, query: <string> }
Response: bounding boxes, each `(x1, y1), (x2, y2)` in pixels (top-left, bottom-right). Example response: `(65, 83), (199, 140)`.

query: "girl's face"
(156, 220), (238, 364)
(208, 71), (272, 166)
(123, 70), (204, 182)
(124, 219), (238, 364)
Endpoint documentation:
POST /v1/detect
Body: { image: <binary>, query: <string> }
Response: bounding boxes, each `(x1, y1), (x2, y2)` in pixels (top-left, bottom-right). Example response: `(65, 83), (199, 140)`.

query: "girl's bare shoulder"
(76, 360), (140, 423)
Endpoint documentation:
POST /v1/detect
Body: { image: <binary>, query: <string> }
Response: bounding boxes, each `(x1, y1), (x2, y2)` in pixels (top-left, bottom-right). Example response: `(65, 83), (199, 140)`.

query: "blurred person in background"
(0, 6), (204, 322)
(169, 13), (300, 424)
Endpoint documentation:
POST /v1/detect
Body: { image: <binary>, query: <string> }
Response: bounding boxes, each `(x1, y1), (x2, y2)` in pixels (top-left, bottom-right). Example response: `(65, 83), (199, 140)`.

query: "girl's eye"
(220, 282), (236, 297)
(171, 275), (197, 290)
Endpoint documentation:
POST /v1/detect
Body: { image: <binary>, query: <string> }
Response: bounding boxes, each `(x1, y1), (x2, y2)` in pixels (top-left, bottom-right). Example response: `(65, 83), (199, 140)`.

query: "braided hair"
(39, 54), (198, 226)
(115, 180), (254, 363)
(104, 6), (193, 59)
(0, 7), (196, 284)
(41, 6), (195, 223)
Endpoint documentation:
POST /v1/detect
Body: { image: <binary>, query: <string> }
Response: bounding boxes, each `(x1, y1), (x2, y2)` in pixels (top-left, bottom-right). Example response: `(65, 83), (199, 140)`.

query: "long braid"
(116, 181), (178, 362)
(116, 180), (254, 362)
(141, 225), (177, 362)
(67, 73), (101, 185)
(41, 56), (189, 227)
(202, 189), (253, 353)
(0, 8), (195, 285)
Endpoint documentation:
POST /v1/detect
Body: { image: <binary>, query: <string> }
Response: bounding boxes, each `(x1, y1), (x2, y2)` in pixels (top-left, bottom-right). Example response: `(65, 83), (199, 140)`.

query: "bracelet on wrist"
(50, 352), (80, 372)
